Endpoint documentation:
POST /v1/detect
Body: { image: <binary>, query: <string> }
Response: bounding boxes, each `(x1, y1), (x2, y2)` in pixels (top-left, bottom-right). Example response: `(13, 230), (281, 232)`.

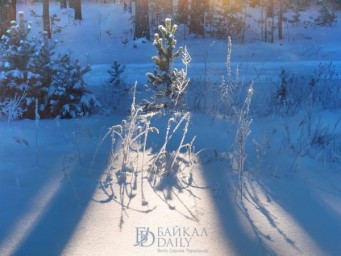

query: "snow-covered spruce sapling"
(145, 18), (185, 112)
(30, 33), (57, 117)
(48, 53), (99, 118)
(0, 11), (98, 119)
(0, 12), (35, 113)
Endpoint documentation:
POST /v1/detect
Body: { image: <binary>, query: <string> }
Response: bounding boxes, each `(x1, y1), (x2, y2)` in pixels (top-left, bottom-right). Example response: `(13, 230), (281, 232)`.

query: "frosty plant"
(146, 18), (189, 112)
(149, 113), (193, 178)
(231, 85), (254, 200)
(282, 99), (341, 172)
(30, 10), (67, 35)
(102, 83), (158, 208)
(0, 92), (27, 127)
(147, 112), (198, 219)
(100, 86), (198, 222)
(219, 37), (243, 117)
(169, 46), (191, 109)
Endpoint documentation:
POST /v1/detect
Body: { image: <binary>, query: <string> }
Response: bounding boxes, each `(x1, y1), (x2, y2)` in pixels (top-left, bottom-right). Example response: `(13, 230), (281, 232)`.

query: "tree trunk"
(271, 15), (274, 43)
(9, 0), (16, 21)
(189, 0), (208, 35)
(69, 0), (75, 9)
(134, 0), (150, 40)
(60, 0), (67, 8)
(74, 0), (82, 20)
(167, 0), (173, 15)
(43, 0), (51, 38)
(278, 0), (283, 40)
(178, 0), (188, 24)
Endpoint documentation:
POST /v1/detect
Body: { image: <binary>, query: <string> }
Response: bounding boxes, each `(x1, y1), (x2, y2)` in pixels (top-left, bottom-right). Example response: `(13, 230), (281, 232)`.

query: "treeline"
(134, 0), (339, 42)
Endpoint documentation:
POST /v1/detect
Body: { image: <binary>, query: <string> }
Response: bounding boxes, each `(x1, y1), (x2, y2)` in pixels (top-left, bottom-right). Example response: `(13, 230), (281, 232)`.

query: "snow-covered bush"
(271, 68), (305, 116)
(0, 13), (36, 115)
(270, 63), (340, 116)
(310, 62), (341, 110)
(315, 5), (337, 26)
(299, 101), (340, 158)
(0, 11), (98, 119)
(48, 53), (98, 118)
(278, 104), (340, 173)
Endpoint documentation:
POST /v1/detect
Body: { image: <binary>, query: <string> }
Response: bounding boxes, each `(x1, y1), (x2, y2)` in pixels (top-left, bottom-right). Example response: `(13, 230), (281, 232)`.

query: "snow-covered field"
(0, 2), (341, 256)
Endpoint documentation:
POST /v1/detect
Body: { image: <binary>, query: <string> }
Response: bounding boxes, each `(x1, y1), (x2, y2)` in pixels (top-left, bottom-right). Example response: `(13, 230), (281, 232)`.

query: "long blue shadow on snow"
(174, 111), (271, 255)
(5, 124), (112, 256)
(189, 112), (292, 255)
(265, 173), (341, 255)
(197, 144), (341, 255)
(194, 112), (341, 255)
(197, 158), (276, 256)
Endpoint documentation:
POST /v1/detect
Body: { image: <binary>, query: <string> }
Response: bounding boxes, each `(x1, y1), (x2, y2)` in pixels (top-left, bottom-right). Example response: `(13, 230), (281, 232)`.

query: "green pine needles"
(145, 18), (193, 113)
(150, 18), (182, 76)
(146, 18), (184, 112)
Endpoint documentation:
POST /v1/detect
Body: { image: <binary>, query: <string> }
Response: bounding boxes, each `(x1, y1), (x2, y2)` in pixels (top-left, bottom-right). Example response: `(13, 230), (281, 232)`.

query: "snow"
(0, 2), (341, 256)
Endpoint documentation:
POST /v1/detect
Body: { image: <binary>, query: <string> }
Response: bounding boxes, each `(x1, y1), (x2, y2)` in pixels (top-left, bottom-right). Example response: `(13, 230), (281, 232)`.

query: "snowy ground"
(0, 3), (341, 256)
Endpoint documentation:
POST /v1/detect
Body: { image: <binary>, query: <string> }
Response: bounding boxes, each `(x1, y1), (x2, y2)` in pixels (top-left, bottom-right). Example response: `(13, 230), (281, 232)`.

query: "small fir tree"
(48, 53), (98, 118)
(0, 12), (37, 115)
(29, 32), (57, 117)
(104, 61), (129, 110)
(145, 18), (183, 112)
(0, 11), (98, 119)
